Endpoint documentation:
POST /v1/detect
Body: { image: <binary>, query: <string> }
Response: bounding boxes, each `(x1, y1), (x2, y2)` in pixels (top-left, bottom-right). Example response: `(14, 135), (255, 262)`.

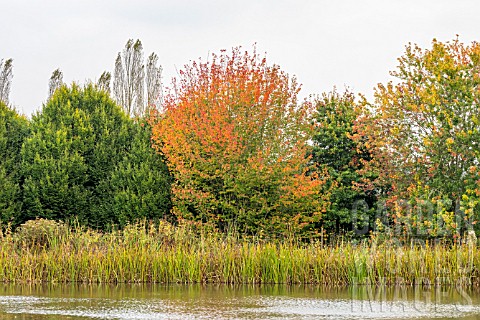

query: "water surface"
(0, 284), (478, 319)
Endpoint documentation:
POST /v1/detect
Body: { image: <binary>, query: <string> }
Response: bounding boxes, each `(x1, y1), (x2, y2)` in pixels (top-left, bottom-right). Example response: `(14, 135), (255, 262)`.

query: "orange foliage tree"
(151, 47), (330, 237)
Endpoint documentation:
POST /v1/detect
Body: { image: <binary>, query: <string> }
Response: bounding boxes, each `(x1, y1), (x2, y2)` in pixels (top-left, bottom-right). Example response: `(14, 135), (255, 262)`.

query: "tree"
(21, 84), (172, 229)
(97, 119), (173, 227)
(97, 71), (111, 93)
(310, 90), (376, 236)
(48, 68), (63, 99)
(151, 47), (329, 237)
(146, 52), (163, 112)
(113, 39), (163, 118)
(0, 59), (13, 105)
(0, 101), (29, 225)
(355, 38), (480, 237)
(113, 39), (145, 117)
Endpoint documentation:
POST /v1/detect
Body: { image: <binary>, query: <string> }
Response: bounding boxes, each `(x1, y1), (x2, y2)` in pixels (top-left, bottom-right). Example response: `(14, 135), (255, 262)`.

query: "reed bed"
(0, 219), (479, 286)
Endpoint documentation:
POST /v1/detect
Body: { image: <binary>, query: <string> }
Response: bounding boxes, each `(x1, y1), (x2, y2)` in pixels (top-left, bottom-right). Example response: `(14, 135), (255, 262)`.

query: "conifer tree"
(0, 101), (29, 224)
(22, 84), (171, 229)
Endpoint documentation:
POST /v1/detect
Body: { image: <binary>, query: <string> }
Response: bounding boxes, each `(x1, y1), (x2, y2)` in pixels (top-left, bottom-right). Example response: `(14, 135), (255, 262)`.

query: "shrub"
(14, 218), (68, 249)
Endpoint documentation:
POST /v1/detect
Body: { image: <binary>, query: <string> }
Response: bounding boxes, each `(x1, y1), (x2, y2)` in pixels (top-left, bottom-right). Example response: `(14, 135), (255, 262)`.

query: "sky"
(1, 0), (480, 115)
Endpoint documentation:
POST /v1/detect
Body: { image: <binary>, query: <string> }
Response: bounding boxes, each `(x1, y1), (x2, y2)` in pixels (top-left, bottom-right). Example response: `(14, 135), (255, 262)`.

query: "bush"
(14, 218), (68, 249)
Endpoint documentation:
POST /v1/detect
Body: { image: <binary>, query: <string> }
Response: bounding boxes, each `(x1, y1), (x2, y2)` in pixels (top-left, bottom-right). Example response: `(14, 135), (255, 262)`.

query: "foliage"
(355, 38), (480, 237)
(21, 84), (172, 229)
(0, 101), (29, 224)
(311, 90), (376, 235)
(97, 119), (173, 227)
(151, 47), (329, 237)
(6, 38), (480, 242)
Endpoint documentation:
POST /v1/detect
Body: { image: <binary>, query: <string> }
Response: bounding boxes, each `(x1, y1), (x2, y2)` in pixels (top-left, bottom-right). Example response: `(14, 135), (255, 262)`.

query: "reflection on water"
(0, 284), (478, 319)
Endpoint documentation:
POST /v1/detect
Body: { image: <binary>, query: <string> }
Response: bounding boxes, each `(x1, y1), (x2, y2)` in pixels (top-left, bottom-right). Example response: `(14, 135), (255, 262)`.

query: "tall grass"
(0, 219), (479, 285)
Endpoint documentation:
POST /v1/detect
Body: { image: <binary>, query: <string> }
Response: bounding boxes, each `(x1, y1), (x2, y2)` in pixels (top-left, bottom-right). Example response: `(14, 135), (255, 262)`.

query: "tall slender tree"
(0, 59), (13, 105)
(113, 39), (145, 117)
(97, 71), (111, 93)
(48, 68), (63, 99)
(113, 39), (163, 118)
(146, 52), (163, 113)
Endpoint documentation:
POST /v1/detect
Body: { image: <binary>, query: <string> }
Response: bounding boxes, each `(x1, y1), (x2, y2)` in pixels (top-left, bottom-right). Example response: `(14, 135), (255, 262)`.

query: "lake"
(0, 283), (478, 319)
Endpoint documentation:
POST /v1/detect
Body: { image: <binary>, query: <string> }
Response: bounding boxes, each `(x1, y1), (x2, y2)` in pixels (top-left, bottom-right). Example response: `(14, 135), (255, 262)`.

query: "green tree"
(96, 120), (173, 227)
(21, 84), (171, 229)
(0, 101), (29, 224)
(311, 90), (376, 236)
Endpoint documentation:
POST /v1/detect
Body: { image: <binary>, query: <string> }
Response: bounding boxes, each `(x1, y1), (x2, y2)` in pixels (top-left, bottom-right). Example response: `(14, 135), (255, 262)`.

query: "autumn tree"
(356, 38), (480, 237)
(21, 84), (172, 229)
(48, 68), (63, 99)
(151, 48), (329, 237)
(310, 90), (376, 236)
(0, 59), (13, 105)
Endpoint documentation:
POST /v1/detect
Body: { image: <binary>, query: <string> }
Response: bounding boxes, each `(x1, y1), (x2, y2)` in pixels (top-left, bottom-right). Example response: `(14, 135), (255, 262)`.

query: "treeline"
(1, 37), (479, 240)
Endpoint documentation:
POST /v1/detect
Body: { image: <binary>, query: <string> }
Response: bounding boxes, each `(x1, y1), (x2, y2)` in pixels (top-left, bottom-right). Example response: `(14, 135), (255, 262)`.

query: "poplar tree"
(48, 68), (63, 99)
(113, 39), (163, 118)
(146, 52), (163, 112)
(0, 59), (13, 105)
(97, 71), (111, 93)
(113, 39), (145, 117)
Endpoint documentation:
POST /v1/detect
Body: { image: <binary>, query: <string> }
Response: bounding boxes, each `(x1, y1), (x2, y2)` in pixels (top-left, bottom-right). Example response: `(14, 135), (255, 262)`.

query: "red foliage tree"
(151, 47), (329, 237)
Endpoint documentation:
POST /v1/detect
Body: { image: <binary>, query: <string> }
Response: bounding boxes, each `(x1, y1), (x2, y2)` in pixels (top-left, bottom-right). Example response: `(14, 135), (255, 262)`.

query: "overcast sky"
(1, 0), (479, 115)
